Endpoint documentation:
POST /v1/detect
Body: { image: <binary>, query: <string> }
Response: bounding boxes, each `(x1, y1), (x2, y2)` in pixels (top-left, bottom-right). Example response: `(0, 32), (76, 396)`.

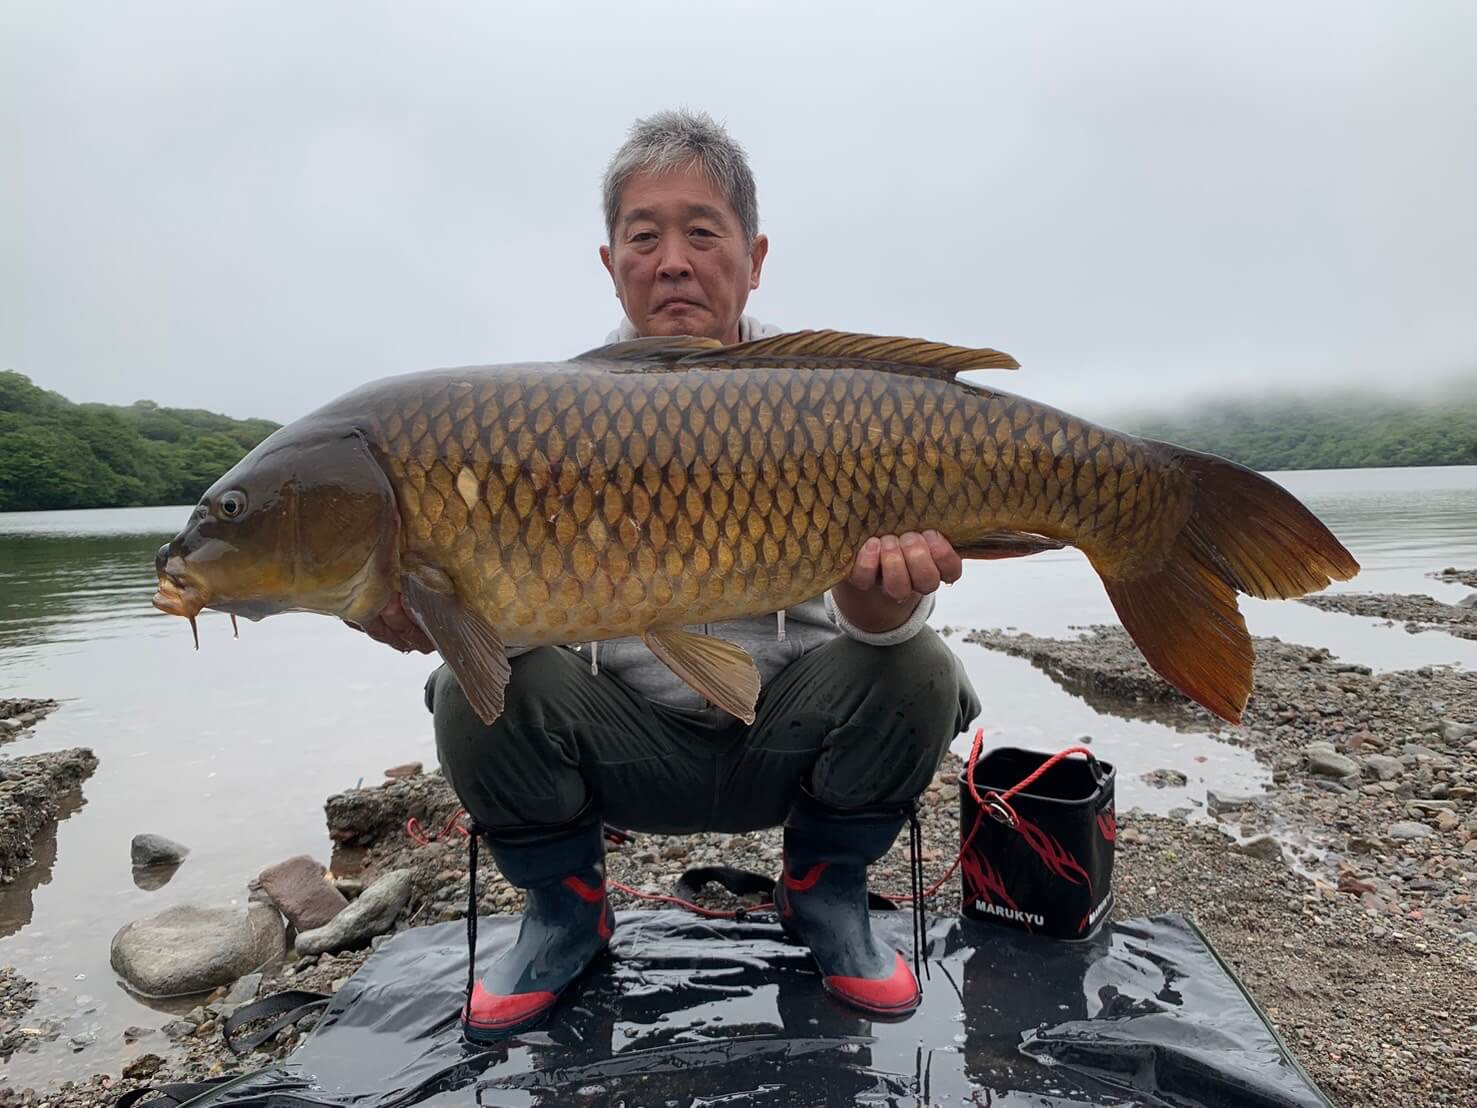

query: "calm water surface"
(0, 466), (1474, 1085)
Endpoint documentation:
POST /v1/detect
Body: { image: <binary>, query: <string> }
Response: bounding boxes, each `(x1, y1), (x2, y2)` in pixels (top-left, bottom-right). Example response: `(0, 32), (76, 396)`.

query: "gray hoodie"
(507, 316), (934, 717)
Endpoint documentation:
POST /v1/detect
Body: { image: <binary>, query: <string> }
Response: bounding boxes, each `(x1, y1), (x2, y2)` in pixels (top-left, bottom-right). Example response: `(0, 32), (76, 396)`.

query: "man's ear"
(599, 244), (618, 295)
(748, 234), (769, 290)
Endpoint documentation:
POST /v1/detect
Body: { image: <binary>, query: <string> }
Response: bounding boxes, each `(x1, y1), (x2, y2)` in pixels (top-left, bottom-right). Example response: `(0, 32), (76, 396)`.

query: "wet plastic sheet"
(180, 911), (1330, 1107)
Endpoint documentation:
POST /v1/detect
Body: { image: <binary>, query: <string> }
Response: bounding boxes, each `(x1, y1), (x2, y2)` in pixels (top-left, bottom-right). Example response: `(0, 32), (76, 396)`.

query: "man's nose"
(655, 240), (692, 279)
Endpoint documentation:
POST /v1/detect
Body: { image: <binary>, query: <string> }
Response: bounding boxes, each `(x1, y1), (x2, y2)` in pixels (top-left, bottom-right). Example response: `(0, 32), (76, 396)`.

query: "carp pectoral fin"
(402, 570), (511, 726)
(643, 629), (760, 725)
(954, 531), (1066, 559)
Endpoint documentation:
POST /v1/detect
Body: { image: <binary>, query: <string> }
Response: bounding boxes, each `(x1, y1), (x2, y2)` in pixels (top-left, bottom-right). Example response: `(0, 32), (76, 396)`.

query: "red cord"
(406, 808), (470, 846)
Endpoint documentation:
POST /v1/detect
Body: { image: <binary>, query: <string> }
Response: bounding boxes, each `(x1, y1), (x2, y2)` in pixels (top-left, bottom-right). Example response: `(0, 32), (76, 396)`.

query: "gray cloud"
(4, 1), (1473, 425)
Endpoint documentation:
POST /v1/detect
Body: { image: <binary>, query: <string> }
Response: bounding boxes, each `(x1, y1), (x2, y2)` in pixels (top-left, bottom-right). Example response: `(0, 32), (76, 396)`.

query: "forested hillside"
(0, 372), (279, 511)
(1126, 384), (1477, 471)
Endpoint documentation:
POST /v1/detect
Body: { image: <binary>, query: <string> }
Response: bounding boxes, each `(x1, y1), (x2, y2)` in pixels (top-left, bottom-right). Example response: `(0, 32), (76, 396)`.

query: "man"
(357, 110), (980, 1042)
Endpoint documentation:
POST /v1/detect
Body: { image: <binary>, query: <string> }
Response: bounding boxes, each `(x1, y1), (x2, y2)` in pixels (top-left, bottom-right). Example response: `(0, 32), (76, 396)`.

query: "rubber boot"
(773, 787), (921, 1018)
(462, 802), (615, 1043)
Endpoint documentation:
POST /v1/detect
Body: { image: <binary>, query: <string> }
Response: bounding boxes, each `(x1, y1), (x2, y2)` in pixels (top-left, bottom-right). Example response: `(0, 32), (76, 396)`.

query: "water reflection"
(0, 789), (84, 941)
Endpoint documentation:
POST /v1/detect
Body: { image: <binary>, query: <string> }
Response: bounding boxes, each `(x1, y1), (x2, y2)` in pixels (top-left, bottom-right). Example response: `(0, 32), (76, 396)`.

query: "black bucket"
(958, 746), (1116, 940)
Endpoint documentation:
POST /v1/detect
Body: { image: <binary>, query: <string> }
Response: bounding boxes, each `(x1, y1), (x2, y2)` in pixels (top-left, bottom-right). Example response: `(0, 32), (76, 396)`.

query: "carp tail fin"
(1092, 452), (1358, 724)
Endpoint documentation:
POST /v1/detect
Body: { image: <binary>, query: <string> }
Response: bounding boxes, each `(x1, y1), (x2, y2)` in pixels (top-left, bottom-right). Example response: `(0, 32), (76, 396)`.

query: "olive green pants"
(426, 627), (979, 835)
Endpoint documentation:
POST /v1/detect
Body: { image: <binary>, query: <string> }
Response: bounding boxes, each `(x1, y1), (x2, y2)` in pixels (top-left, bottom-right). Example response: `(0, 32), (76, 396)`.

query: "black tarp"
(169, 910), (1330, 1107)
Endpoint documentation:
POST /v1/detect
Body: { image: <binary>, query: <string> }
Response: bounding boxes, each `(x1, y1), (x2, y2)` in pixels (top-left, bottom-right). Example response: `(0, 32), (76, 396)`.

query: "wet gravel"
(1431, 566), (1477, 589)
(1298, 591), (1477, 639)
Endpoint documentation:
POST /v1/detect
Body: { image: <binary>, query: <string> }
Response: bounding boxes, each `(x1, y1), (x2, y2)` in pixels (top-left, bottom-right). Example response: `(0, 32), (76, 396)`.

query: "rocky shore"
(7, 592), (1477, 1107)
(1298, 591), (1477, 639)
(0, 748), (98, 885)
(1431, 566), (1477, 589)
(0, 701), (59, 747)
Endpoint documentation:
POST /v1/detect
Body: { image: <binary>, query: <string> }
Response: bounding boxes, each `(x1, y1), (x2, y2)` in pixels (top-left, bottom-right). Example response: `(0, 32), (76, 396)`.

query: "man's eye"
(630, 231), (656, 243)
(689, 227), (715, 237)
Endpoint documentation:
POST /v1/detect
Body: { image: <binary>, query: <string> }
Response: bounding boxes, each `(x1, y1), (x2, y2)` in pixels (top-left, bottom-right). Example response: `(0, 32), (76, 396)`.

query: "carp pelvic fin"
(572, 335), (726, 363)
(670, 330), (1019, 379)
(954, 531), (1067, 559)
(402, 567), (511, 726)
(642, 628), (760, 725)
(1092, 452), (1359, 725)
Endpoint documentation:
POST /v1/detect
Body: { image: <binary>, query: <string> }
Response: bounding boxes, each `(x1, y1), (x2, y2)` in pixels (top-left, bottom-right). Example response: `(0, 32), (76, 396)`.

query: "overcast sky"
(4, 1), (1474, 425)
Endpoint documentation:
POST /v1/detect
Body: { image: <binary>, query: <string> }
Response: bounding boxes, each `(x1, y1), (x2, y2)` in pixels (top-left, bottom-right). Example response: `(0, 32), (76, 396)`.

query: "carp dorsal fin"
(572, 335), (726, 363)
(674, 330), (1019, 378)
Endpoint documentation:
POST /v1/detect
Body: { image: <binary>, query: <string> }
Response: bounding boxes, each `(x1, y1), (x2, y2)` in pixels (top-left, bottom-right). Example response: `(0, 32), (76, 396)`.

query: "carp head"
(153, 425), (400, 639)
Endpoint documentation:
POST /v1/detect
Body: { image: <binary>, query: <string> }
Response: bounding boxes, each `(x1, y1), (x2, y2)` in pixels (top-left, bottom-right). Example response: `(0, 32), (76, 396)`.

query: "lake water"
(1, 465), (1475, 1086)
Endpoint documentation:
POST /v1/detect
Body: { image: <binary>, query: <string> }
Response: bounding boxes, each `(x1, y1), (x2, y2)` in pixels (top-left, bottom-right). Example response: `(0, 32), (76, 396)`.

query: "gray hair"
(601, 109), (759, 246)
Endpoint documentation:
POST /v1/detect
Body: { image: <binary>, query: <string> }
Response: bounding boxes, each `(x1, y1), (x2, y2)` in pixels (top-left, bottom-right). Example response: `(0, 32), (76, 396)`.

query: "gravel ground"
(8, 592), (1477, 1107)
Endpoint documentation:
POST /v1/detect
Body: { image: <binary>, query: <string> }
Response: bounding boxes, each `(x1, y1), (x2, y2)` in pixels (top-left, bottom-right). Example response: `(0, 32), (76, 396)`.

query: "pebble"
(1142, 768), (1189, 789)
(1234, 835), (1285, 863)
(121, 1054), (164, 1080)
(1388, 821), (1435, 841)
(1307, 748), (1360, 779)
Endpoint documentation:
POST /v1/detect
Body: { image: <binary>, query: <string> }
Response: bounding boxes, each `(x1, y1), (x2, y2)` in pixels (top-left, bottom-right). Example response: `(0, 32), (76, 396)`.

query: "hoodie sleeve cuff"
(823, 591), (935, 646)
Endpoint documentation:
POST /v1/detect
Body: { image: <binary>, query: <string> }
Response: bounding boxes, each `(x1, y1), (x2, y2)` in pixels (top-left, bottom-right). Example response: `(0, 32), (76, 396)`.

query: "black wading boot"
(774, 787), (921, 1017)
(463, 802), (614, 1043)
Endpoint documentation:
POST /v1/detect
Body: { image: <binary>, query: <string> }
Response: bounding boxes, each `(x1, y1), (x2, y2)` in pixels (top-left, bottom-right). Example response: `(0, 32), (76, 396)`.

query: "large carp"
(153, 330), (1357, 725)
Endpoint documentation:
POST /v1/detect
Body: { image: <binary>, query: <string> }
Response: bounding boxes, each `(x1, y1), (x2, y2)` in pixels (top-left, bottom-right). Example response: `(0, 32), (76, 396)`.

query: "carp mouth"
(153, 554), (214, 649)
(152, 570), (206, 619)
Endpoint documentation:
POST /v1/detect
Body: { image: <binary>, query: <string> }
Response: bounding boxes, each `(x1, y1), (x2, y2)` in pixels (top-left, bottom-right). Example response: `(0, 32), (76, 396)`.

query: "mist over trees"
(1126, 381), (1477, 472)
(0, 371), (278, 511)
(1, 370), (1473, 513)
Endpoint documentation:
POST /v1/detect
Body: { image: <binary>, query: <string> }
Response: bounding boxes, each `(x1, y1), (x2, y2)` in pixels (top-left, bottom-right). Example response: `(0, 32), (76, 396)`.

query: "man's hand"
(830, 530), (963, 635)
(345, 594), (435, 654)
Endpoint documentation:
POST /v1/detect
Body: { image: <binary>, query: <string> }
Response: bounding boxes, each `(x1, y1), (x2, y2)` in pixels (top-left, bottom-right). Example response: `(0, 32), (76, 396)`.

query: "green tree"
(0, 373), (279, 511)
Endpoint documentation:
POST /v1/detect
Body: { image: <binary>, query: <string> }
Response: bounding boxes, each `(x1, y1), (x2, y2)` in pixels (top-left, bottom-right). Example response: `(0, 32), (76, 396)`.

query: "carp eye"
(219, 490), (248, 519)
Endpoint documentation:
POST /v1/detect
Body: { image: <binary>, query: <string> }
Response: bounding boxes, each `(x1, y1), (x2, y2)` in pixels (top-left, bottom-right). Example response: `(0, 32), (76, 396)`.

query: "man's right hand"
(346, 594), (435, 654)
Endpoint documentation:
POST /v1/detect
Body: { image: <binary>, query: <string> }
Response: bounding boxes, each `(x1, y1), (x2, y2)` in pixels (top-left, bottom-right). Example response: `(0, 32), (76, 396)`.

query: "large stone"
(1440, 720), (1476, 744)
(294, 870), (412, 957)
(1306, 747), (1359, 779)
(1363, 754), (1404, 782)
(110, 904), (285, 998)
(131, 833), (189, 868)
(258, 855), (348, 932)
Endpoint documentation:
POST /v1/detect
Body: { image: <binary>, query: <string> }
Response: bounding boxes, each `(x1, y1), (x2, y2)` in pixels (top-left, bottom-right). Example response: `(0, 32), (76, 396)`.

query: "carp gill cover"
(153, 330), (1358, 725)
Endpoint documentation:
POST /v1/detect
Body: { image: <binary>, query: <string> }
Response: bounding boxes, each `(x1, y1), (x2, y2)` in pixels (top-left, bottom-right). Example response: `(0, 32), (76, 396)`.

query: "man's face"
(600, 163), (768, 344)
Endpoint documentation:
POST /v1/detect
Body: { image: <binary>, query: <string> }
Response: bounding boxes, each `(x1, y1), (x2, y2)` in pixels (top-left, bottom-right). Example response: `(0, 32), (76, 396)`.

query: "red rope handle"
(884, 728), (1097, 903)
